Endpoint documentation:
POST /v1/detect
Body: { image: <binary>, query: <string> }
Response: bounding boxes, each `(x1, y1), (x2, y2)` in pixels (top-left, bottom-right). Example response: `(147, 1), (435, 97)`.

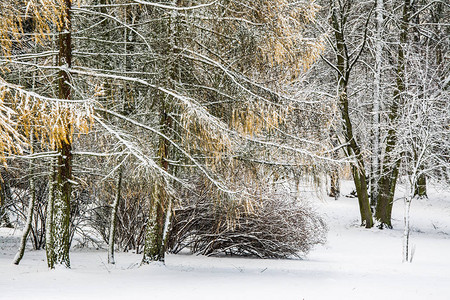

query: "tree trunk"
(328, 131), (340, 200)
(13, 132), (36, 265)
(142, 1), (182, 263)
(414, 173), (427, 198)
(330, 0), (373, 228)
(329, 169), (340, 200)
(161, 199), (172, 254)
(376, 0), (411, 229)
(51, 140), (72, 268)
(45, 168), (56, 269)
(340, 89), (373, 228)
(142, 104), (172, 263)
(371, 0), (383, 208)
(48, 0), (73, 268)
(352, 164), (373, 228)
(0, 174), (13, 228)
(142, 183), (168, 263)
(375, 165), (399, 228)
(108, 169), (122, 264)
(403, 196), (412, 262)
(13, 179), (35, 265)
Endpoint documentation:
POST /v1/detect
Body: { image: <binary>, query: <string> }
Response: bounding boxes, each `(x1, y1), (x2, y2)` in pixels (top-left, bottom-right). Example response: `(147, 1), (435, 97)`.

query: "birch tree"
(370, 0), (384, 208)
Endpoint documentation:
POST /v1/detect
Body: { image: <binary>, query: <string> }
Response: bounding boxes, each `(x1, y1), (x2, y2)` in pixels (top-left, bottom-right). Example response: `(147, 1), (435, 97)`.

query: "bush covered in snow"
(168, 189), (327, 258)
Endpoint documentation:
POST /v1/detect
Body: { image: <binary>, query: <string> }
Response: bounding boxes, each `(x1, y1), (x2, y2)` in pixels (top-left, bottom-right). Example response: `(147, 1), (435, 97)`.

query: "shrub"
(168, 188), (327, 258)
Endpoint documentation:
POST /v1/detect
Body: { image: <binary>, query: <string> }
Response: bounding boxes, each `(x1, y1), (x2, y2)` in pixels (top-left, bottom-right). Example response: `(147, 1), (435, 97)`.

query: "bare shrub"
(2, 165), (91, 250)
(168, 182), (327, 258)
(1, 166), (48, 250)
(90, 177), (149, 253)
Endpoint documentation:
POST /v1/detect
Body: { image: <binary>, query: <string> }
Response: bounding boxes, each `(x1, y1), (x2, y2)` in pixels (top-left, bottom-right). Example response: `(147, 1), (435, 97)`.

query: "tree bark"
(108, 169), (122, 264)
(142, 104), (172, 263)
(414, 173), (427, 198)
(330, 0), (373, 228)
(329, 170), (340, 200)
(142, 182), (168, 263)
(48, 0), (73, 268)
(142, 1), (182, 263)
(45, 168), (56, 269)
(370, 0), (383, 208)
(328, 131), (340, 200)
(376, 0), (411, 229)
(0, 174), (13, 228)
(403, 196), (412, 262)
(13, 132), (36, 265)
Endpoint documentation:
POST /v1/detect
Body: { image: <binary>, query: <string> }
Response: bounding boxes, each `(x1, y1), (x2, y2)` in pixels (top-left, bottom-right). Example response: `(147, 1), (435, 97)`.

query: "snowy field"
(1, 181), (449, 300)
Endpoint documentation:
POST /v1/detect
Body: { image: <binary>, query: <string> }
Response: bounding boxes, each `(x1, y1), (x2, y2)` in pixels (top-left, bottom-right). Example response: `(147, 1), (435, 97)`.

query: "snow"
(1, 181), (449, 300)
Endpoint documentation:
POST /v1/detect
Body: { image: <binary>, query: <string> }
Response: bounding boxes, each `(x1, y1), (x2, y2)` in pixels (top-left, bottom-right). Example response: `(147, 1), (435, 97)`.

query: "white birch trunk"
(371, 0), (383, 207)
(403, 196), (411, 263)
(403, 176), (414, 263)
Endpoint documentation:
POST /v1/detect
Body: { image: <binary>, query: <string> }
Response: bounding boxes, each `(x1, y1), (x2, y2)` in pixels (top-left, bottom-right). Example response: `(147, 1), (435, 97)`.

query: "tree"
(370, 0), (384, 208)
(47, 0), (74, 268)
(1, 0), (93, 268)
(13, 131), (36, 265)
(373, 0), (449, 228)
(64, 0), (326, 264)
(107, 169), (122, 264)
(399, 85), (449, 262)
(2, 0), (348, 266)
(322, 0), (374, 228)
(375, 0), (412, 229)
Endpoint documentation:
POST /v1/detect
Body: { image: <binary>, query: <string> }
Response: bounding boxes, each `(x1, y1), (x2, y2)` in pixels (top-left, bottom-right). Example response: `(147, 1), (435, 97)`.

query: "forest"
(0, 0), (449, 298)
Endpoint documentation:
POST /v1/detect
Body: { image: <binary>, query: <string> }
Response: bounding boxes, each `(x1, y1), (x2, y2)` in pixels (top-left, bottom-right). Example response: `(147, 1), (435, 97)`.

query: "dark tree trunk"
(0, 174), (13, 228)
(375, 167), (398, 228)
(47, 0), (73, 268)
(142, 102), (172, 263)
(142, 1), (185, 263)
(108, 169), (122, 264)
(330, 0), (373, 228)
(376, 0), (411, 229)
(414, 174), (427, 198)
(329, 169), (340, 200)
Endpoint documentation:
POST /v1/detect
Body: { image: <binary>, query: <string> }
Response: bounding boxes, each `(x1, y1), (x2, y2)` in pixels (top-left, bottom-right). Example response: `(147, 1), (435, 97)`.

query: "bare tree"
(321, 0), (374, 227)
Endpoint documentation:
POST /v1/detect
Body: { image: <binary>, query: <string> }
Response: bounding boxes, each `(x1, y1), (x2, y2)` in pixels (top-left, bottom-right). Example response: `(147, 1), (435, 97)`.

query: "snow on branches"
(0, 79), (94, 151)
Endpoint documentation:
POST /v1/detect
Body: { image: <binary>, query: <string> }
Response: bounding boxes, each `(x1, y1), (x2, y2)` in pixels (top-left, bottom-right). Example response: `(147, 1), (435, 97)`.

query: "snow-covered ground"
(1, 181), (449, 300)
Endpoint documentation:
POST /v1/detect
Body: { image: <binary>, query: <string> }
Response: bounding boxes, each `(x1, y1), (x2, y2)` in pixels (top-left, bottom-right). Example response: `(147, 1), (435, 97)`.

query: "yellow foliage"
(220, 0), (324, 77)
(0, 0), (94, 163)
(0, 89), (25, 164)
(0, 79), (94, 152)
